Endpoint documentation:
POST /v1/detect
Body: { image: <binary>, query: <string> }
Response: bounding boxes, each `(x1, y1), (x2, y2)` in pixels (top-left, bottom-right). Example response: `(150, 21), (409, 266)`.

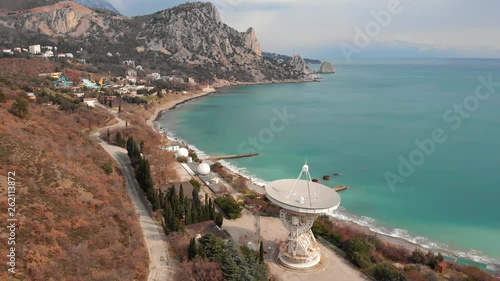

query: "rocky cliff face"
(0, 1), (310, 82)
(137, 2), (262, 65)
(290, 55), (310, 74)
(319, 61), (335, 73)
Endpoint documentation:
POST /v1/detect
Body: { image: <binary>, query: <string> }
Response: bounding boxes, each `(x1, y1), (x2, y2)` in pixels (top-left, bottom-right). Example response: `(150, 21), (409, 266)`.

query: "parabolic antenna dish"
(266, 179), (341, 214)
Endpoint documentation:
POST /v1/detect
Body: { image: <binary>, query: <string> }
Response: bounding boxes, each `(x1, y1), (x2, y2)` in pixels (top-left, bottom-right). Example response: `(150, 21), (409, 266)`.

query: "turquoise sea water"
(158, 58), (500, 264)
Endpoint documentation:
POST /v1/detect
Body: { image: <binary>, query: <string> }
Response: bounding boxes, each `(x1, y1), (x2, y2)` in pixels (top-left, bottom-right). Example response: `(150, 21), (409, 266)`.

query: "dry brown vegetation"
(0, 60), (148, 280)
(104, 123), (179, 185)
(167, 232), (224, 281)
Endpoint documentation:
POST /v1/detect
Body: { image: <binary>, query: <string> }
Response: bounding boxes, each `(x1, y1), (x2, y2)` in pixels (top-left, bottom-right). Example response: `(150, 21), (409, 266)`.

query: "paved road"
(91, 106), (173, 281)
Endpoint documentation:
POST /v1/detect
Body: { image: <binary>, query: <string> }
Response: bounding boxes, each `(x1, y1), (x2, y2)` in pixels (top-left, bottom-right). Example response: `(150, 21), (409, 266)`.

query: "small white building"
(83, 98), (97, 107)
(57, 53), (66, 58)
(29, 45), (41, 55)
(43, 51), (54, 58)
(147, 73), (161, 80)
(74, 93), (85, 98)
(2, 49), (13, 55)
(65, 53), (74, 58)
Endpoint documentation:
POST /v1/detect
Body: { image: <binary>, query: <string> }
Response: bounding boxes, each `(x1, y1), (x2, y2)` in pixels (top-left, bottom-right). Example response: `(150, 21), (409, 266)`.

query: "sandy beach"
(146, 89), (217, 129)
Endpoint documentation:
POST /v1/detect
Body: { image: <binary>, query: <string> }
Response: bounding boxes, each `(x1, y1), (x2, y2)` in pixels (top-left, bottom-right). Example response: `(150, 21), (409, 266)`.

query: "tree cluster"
(122, 96), (147, 105)
(214, 196), (242, 219)
(409, 249), (444, 269)
(311, 216), (468, 281)
(162, 184), (223, 233)
(9, 96), (29, 118)
(189, 234), (267, 281)
(127, 137), (161, 211)
(312, 216), (408, 280)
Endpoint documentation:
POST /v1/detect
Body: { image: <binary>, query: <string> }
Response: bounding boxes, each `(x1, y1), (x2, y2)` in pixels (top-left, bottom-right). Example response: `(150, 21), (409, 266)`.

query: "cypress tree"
(179, 184), (185, 209)
(209, 198), (214, 220)
(151, 188), (161, 211)
(185, 201), (192, 225)
(159, 190), (166, 209)
(215, 212), (224, 228)
(191, 203), (199, 224)
(164, 199), (173, 233)
(188, 238), (197, 261)
(192, 188), (201, 210)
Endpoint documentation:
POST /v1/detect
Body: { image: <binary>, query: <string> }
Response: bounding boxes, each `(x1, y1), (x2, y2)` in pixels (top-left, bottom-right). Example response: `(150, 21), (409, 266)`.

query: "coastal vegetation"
(125, 135), (225, 231)
(182, 233), (267, 281)
(215, 196), (243, 219)
(312, 216), (496, 281)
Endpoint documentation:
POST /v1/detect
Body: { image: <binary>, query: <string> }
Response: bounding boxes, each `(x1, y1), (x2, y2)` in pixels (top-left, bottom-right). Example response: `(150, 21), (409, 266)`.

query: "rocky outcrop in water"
(319, 61), (335, 73)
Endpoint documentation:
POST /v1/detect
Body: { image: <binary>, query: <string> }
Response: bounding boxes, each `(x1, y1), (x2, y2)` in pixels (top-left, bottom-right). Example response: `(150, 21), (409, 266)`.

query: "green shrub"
(344, 237), (376, 269)
(101, 162), (113, 175)
(190, 178), (201, 191)
(370, 263), (407, 281)
(215, 196), (242, 219)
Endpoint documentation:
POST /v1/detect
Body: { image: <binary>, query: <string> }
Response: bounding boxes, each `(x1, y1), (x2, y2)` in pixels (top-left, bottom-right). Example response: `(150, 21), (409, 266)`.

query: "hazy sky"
(107, 0), (500, 59)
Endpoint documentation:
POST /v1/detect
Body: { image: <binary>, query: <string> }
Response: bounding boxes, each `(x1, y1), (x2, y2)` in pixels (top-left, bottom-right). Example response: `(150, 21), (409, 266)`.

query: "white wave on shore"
(330, 207), (499, 265)
(160, 127), (499, 267)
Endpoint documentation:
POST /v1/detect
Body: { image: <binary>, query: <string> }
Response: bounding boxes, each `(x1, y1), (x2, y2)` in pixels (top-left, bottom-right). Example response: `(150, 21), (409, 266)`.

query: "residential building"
(29, 45), (41, 55)
(83, 98), (97, 107)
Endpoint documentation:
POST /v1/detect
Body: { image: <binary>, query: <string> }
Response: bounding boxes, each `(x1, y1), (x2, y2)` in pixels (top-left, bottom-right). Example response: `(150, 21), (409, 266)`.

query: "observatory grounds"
(223, 209), (370, 281)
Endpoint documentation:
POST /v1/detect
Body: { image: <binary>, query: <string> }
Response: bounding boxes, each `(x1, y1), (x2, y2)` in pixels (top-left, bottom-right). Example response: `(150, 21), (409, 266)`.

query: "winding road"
(91, 105), (174, 281)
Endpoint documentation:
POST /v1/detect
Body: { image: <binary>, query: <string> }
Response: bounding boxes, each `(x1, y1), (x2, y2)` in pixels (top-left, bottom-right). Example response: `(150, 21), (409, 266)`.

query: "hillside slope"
(0, 59), (148, 280)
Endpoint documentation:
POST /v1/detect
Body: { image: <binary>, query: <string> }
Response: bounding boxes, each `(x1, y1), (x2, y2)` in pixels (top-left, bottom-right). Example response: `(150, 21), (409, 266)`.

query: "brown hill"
(0, 59), (148, 280)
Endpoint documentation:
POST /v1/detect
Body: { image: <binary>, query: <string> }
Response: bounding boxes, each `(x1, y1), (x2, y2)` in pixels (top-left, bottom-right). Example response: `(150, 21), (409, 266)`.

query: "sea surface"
(157, 58), (500, 265)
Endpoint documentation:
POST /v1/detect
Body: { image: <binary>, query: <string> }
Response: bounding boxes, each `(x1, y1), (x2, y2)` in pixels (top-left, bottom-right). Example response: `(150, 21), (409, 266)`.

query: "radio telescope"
(265, 163), (341, 269)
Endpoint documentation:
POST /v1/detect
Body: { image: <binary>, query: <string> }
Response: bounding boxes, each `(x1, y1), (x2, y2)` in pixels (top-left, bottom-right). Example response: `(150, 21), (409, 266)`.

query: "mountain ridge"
(0, 1), (312, 83)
